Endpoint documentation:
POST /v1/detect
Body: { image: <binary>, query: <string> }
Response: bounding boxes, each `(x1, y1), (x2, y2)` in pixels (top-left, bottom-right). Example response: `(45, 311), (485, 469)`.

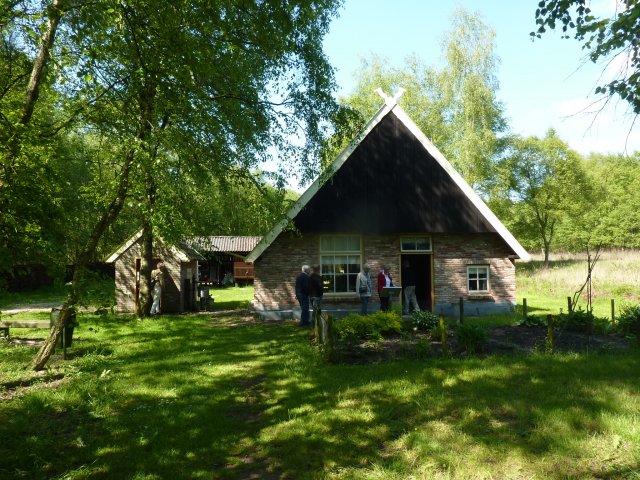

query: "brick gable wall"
(253, 232), (516, 316)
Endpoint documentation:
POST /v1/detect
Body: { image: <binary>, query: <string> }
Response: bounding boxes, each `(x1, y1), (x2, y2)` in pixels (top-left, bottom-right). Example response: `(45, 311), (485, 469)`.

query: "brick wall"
(114, 239), (185, 313)
(253, 232), (516, 315)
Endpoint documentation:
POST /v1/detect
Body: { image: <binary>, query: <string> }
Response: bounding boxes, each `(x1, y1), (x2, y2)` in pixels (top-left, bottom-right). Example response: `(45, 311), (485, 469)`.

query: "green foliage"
(491, 130), (593, 261)
(342, 7), (506, 192)
(455, 324), (488, 353)
(408, 310), (440, 331)
(533, 1), (640, 114)
(558, 309), (611, 335)
(617, 304), (640, 337)
(518, 315), (547, 328)
(334, 311), (403, 342)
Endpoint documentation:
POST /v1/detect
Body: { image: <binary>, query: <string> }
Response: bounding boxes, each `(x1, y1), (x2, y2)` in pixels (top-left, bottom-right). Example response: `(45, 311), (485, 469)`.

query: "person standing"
(150, 263), (166, 315)
(295, 265), (311, 327)
(377, 264), (393, 312)
(356, 263), (372, 315)
(402, 260), (420, 315)
(308, 266), (324, 327)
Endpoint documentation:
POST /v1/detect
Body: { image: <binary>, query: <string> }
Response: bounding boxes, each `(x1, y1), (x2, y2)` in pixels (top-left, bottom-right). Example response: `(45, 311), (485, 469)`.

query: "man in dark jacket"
(295, 265), (311, 326)
(403, 260), (420, 315)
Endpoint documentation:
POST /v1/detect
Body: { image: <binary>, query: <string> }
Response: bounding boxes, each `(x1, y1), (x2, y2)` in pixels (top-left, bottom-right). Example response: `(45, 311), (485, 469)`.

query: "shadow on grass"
(1, 313), (639, 479)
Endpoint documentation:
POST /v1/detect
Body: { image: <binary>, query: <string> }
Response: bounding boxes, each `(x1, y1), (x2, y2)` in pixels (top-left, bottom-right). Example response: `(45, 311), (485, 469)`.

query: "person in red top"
(377, 264), (393, 312)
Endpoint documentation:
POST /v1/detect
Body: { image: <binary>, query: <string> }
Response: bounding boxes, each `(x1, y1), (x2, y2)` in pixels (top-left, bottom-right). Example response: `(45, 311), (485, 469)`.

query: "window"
(320, 235), (361, 293)
(467, 266), (489, 293)
(400, 236), (432, 252)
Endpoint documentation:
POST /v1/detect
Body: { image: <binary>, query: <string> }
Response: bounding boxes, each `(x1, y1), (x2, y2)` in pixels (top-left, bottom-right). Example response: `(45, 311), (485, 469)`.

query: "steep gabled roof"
(246, 95), (530, 262)
(105, 230), (202, 263)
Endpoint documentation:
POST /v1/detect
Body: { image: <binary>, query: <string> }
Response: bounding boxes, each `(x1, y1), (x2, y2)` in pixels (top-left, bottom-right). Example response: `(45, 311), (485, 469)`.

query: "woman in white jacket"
(355, 263), (372, 315)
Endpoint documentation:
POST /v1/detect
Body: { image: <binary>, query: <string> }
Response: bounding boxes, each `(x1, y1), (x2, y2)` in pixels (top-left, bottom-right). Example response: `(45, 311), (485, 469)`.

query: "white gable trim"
(245, 101), (396, 263)
(106, 229), (192, 263)
(391, 107), (530, 261)
(246, 97), (530, 262)
(106, 229), (143, 263)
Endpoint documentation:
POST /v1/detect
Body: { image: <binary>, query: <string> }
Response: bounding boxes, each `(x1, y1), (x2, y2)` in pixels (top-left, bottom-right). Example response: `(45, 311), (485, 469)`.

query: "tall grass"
(517, 249), (640, 318)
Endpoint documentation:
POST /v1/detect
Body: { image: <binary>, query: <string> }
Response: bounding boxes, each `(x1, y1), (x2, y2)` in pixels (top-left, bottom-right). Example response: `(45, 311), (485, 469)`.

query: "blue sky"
(322, 0), (639, 155)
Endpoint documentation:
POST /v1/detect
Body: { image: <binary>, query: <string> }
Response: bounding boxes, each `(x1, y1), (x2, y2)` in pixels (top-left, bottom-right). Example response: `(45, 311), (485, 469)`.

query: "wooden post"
(567, 296), (572, 314)
(440, 315), (447, 355)
(611, 299), (615, 326)
(459, 297), (464, 325)
(522, 298), (528, 321)
(546, 315), (554, 354)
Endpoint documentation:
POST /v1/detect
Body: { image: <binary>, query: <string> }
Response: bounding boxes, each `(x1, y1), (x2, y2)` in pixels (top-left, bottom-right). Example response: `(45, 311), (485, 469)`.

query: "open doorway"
(400, 254), (432, 312)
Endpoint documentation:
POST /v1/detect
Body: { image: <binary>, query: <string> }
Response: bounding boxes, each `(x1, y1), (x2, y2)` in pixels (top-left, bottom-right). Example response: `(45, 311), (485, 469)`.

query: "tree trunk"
(20, 0), (64, 126)
(136, 220), (153, 316)
(32, 150), (134, 371)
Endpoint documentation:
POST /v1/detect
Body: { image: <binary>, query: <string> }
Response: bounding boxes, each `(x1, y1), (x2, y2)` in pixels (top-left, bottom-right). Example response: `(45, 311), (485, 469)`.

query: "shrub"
(455, 324), (487, 354)
(518, 315), (546, 328)
(408, 310), (439, 332)
(335, 311), (402, 342)
(559, 308), (610, 334)
(617, 304), (640, 337)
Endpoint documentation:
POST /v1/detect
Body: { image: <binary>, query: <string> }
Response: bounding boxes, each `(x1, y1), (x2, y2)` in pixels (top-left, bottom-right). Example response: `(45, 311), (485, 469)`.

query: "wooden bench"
(0, 320), (51, 338)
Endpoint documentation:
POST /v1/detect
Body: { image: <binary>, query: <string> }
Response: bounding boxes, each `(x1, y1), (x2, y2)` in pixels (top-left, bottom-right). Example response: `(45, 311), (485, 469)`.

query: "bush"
(408, 310), (439, 332)
(455, 324), (487, 354)
(559, 308), (610, 334)
(518, 315), (546, 328)
(617, 304), (640, 337)
(335, 311), (402, 342)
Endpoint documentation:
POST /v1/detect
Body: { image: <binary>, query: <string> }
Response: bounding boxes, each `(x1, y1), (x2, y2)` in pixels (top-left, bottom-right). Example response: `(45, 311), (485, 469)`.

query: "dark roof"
(186, 236), (262, 254)
(246, 97), (529, 262)
(294, 112), (495, 233)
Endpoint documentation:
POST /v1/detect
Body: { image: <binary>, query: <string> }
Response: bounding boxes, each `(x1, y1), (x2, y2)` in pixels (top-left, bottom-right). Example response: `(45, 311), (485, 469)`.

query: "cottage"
(106, 230), (203, 314)
(246, 92), (530, 319)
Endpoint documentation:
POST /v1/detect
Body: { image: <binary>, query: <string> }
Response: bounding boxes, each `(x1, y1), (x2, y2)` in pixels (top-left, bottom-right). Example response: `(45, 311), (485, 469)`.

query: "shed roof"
(185, 236), (262, 254)
(246, 93), (530, 262)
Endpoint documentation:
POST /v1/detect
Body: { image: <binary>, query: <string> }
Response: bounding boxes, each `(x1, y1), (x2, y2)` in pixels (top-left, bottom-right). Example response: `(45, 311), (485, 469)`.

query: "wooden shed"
(106, 230), (204, 314)
(185, 236), (261, 286)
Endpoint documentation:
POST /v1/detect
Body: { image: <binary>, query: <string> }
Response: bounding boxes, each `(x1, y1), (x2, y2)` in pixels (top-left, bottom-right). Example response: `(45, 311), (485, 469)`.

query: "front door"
(400, 254), (433, 312)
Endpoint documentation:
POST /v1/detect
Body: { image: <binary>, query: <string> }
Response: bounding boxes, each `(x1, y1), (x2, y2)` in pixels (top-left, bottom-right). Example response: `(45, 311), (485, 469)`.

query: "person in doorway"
(308, 265), (324, 327)
(402, 260), (420, 315)
(377, 264), (393, 312)
(150, 263), (166, 315)
(295, 265), (311, 327)
(356, 263), (372, 315)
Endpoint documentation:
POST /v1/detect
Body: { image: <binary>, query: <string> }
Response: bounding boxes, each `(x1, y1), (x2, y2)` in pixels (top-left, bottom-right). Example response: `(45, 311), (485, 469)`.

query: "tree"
(342, 8), (506, 191)
(533, 0), (640, 115)
(496, 130), (592, 265)
(0, 0), (346, 369)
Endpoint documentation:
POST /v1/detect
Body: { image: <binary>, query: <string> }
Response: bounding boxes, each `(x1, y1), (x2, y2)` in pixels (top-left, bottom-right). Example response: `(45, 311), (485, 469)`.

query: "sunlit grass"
(517, 249), (640, 319)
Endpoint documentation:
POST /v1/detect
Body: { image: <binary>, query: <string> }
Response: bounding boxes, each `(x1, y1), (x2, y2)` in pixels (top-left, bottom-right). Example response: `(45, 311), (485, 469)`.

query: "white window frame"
(467, 265), (490, 293)
(400, 236), (432, 252)
(319, 235), (362, 294)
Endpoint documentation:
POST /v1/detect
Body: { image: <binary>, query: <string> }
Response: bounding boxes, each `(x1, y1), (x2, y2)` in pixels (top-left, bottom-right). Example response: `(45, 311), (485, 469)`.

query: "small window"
(320, 235), (362, 294)
(467, 266), (489, 293)
(401, 236), (432, 252)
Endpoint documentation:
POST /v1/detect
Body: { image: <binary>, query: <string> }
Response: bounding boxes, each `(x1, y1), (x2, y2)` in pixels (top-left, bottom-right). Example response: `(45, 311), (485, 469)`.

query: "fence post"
(567, 296), (572, 314)
(459, 297), (464, 325)
(522, 298), (528, 321)
(611, 299), (615, 326)
(546, 314), (554, 354)
(440, 315), (447, 355)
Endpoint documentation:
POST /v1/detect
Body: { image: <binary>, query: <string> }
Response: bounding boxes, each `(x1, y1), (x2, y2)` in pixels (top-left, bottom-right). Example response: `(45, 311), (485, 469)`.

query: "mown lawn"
(1, 309), (639, 479)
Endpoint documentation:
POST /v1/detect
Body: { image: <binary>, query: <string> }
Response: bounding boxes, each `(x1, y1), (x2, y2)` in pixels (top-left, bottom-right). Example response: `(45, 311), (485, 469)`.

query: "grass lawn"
(1, 308), (639, 479)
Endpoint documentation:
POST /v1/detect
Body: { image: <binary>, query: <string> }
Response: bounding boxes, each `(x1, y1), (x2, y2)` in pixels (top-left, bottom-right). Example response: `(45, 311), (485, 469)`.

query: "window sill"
(467, 294), (493, 302)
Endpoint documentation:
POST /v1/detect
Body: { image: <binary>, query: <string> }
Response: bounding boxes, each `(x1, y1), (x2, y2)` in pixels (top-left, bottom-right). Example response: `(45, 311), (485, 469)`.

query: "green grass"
(0, 284), (66, 309)
(209, 285), (253, 310)
(1, 312), (639, 479)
